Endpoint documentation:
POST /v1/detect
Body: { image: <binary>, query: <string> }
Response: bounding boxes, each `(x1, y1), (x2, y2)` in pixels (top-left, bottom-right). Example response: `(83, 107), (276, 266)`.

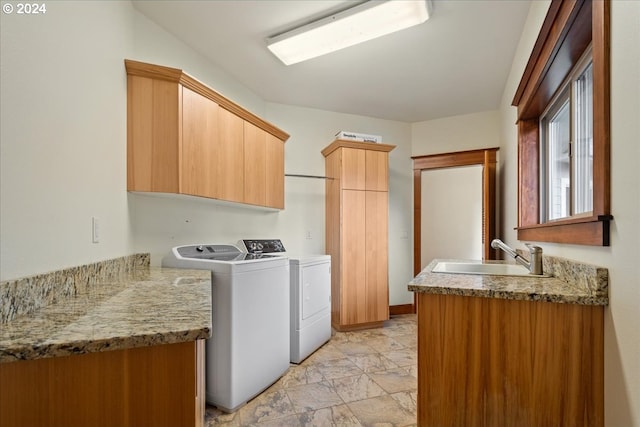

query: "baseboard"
(389, 304), (415, 315)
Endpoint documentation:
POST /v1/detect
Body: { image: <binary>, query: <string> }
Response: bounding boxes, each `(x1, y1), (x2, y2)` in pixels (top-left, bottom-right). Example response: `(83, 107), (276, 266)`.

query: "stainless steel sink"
(432, 261), (549, 277)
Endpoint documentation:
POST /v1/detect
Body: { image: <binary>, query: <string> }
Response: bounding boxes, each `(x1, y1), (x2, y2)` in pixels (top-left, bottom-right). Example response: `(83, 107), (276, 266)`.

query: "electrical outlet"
(92, 217), (100, 243)
(305, 230), (312, 240)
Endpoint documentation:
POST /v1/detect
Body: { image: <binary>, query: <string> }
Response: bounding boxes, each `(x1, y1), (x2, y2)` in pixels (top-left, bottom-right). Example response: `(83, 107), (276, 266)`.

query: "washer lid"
(175, 244), (284, 262)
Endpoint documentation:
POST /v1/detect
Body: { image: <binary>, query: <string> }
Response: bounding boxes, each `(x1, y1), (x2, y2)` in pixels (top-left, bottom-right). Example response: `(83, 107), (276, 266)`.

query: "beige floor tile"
(391, 333), (417, 349)
(254, 414), (302, 426)
(334, 341), (378, 357)
(347, 395), (416, 427)
(381, 349), (417, 368)
(237, 389), (296, 426)
(285, 380), (345, 412)
(302, 342), (346, 365)
(205, 405), (241, 426)
(332, 373), (387, 403)
(390, 390), (418, 416)
(364, 336), (405, 352)
(298, 404), (363, 426)
(347, 353), (399, 373)
(368, 368), (417, 394)
(315, 358), (364, 380)
(279, 364), (325, 388)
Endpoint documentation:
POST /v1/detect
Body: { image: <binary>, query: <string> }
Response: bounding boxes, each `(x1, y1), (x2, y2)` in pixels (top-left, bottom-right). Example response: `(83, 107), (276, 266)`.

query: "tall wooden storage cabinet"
(322, 140), (396, 331)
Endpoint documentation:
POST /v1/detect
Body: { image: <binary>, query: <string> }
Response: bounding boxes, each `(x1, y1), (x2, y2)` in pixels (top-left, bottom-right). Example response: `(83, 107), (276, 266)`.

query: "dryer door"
(301, 262), (331, 320)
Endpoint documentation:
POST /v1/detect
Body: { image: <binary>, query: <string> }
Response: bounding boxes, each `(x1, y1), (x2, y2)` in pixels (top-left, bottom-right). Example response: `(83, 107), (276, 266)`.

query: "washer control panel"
(241, 239), (286, 254)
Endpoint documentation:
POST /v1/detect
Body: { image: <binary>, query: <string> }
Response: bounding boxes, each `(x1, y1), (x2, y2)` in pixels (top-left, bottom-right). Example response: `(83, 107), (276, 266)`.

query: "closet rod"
(285, 174), (334, 180)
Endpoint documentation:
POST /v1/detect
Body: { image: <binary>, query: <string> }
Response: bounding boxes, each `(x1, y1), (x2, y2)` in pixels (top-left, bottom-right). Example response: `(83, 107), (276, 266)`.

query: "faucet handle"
(525, 243), (542, 254)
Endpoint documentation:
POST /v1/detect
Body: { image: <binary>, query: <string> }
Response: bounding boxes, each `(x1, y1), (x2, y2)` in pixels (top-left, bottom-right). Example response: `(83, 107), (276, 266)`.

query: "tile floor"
(205, 314), (418, 427)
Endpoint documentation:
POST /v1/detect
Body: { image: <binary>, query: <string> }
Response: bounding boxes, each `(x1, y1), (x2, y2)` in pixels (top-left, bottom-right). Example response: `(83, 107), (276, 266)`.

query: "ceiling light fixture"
(266, 0), (431, 66)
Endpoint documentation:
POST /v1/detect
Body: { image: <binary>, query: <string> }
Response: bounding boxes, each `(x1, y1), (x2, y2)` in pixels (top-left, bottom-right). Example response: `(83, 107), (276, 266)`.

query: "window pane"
(573, 62), (593, 214)
(547, 99), (570, 220)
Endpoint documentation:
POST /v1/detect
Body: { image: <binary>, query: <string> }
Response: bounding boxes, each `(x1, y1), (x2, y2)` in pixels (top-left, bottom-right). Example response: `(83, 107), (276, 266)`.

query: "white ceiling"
(132, 1), (532, 123)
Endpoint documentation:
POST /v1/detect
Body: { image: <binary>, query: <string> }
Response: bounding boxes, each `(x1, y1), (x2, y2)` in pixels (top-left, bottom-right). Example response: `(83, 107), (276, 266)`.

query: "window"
(512, 0), (610, 246)
(540, 49), (593, 222)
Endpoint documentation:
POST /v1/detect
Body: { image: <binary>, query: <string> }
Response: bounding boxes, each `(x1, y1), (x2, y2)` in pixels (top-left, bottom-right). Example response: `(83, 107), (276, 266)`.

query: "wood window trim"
(412, 148), (499, 276)
(512, 0), (611, 246)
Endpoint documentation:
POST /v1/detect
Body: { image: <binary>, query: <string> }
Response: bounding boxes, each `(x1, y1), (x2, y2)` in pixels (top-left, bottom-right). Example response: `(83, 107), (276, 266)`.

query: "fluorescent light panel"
(267, 0), (431, 66)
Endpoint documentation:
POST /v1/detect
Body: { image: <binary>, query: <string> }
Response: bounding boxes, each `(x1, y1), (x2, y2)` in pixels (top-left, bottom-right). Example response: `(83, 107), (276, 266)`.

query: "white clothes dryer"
(240, 240), (331, 363)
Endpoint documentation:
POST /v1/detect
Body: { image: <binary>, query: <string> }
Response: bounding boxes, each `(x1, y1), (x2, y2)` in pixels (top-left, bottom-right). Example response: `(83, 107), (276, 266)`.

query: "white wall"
(0, 1), (136, 280)
(411, 110), (500, 156)
(498, 1), (640, 425)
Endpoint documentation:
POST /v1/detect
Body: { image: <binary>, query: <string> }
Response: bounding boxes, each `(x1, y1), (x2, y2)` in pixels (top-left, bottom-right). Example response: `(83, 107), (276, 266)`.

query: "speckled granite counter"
(409, 258), (608, 306)
(0, 267), (212, 363)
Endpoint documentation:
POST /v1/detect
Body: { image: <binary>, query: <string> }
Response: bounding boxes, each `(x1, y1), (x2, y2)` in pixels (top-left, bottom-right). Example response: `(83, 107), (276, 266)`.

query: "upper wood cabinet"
(125, 59), (290, 209)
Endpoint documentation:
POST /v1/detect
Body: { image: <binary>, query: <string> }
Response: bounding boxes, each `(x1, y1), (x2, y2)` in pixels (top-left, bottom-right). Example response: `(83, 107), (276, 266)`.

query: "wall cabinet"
(125, 59), (289, 209)
(323, 140), (395, 331)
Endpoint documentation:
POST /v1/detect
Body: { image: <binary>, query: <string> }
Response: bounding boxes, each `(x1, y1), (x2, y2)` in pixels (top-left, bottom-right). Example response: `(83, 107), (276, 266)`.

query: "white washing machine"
(240, 240), (331, 363)
(162, 244), (290, 412)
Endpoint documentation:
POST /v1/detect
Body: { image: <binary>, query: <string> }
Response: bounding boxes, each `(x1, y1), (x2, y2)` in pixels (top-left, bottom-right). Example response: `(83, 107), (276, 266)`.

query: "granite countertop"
(0, 267), (212, 363)
(409, 259), (608, 306)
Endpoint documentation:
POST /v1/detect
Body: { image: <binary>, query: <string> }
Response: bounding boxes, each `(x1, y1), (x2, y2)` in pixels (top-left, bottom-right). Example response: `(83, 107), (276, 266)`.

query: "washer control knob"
(196, 245), (204, 252)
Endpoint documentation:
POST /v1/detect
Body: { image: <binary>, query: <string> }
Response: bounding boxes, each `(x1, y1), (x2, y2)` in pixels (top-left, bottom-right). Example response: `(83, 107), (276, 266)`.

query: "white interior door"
(421, 165), (483, 269)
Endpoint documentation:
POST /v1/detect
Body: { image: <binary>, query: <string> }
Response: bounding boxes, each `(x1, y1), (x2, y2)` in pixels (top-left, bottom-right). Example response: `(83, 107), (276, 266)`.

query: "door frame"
(412, 148), (499, 276)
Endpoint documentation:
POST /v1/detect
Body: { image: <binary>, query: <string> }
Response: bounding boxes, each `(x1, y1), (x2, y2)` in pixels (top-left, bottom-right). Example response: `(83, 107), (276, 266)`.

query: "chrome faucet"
(491, 239), (543, 275)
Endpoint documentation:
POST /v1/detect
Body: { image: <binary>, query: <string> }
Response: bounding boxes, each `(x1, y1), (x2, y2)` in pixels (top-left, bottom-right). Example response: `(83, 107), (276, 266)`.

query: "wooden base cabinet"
(0, 340), (206, 427)
(125, 59), (288, 209)
(416, 293), (604, 427)
(323, 140), (395, 331)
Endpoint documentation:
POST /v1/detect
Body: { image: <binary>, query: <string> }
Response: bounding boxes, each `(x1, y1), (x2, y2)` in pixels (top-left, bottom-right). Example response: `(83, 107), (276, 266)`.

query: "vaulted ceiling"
(132, 1), (532, 123)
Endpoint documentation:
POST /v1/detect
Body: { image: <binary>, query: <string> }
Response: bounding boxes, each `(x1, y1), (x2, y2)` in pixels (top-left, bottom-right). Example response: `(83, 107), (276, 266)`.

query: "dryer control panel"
(240, 239), (286, 254)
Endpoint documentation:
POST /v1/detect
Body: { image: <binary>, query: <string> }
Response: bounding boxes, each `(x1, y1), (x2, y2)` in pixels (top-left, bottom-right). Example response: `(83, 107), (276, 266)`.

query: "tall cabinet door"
(341, 190), (367, 325)
(366, 190), (389, 322)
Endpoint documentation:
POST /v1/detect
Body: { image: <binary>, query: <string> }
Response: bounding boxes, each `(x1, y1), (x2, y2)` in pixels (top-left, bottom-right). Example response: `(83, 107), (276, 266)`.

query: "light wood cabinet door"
(265, 133), (285, 209)
(244, 121), (267, 206)
(417, 294), (604, 427)
(217, 107), (244, 203)
(340, 190), (389, 326)
(341, 190), (367, 325)
(0, 341), (204, 427)
(127, 76), (180, 193)
(365, 150), (389, 191)
(341, 148), (366, 190)
(244, 122), (286, 209)
(365, 191), (389, 321)
(181, 87), (219, 199)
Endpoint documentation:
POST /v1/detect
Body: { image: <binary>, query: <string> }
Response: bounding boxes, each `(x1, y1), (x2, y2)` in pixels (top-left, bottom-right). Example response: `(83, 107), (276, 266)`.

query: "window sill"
(516, 215), (613, 246)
